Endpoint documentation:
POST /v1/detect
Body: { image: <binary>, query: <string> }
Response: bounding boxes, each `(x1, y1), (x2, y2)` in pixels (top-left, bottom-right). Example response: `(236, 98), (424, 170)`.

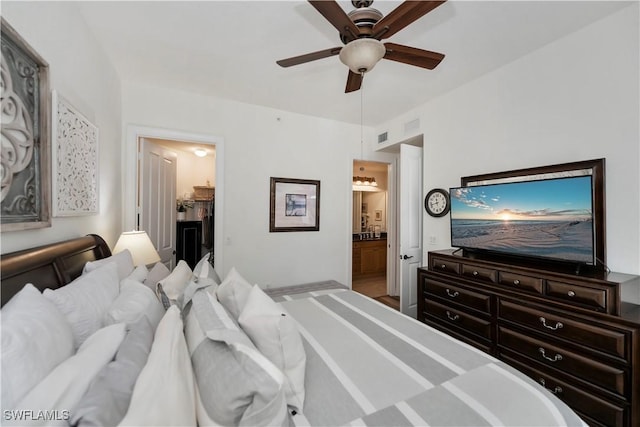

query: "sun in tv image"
(450, 175), (595, 264)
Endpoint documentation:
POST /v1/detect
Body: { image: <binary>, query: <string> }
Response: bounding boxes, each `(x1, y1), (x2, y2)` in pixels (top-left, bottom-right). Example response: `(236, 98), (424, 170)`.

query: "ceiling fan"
(276, 0), (447, 93)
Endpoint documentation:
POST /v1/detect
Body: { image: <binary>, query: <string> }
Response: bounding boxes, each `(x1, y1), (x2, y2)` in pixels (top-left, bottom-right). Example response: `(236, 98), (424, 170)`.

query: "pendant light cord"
(360, 73), (364, 160)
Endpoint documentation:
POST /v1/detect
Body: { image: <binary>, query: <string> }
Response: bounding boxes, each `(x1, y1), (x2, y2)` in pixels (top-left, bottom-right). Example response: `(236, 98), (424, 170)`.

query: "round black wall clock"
(424, 188), (450, 217)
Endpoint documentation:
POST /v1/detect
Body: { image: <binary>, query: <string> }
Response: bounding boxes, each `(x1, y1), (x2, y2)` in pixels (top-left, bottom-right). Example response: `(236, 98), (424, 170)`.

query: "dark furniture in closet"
(176, 220), (202, 269)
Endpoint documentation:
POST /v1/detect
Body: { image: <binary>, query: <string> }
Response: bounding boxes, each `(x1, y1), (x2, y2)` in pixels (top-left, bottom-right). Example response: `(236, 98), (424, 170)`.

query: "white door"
(398, 144), (423, 317)
(140, 138), (177, 269)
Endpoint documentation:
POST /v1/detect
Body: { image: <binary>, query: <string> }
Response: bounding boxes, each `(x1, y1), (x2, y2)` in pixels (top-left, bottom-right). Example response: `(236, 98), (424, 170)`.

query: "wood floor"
(352, 274), (399, 311)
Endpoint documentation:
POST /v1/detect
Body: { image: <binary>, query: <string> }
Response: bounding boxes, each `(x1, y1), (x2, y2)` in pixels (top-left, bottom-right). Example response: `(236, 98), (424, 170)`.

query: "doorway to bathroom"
(352, 160), (399, 310)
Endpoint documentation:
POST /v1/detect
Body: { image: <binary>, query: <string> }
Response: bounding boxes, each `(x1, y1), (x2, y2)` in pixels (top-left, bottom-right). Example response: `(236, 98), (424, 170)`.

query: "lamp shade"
(113, 230), (161, 266)
(339, 38), (386, 74)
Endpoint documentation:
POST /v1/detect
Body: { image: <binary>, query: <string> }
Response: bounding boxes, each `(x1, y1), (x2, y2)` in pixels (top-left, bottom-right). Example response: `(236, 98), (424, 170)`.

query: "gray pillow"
(143, 262), (171, 292)
(156, 284), (172, 311)
(184, 287), (288, 426)
(71, 316), (154, 427)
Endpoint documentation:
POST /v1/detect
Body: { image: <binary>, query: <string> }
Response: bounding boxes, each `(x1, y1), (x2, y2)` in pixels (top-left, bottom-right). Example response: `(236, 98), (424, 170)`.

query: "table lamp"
(113, 230), (161, 266)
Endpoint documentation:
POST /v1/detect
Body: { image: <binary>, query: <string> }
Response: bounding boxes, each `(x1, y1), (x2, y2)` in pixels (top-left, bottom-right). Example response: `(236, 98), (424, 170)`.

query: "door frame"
(124, 125), (225, 273)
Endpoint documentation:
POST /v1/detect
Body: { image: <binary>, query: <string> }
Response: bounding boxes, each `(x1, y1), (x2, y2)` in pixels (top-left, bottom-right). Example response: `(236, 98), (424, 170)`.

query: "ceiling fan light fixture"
(339, 38), (385, 74)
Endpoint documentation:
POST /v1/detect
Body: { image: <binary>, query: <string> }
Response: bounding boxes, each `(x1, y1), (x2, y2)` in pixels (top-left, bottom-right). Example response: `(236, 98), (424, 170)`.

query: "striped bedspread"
(269, 286), (587, 427)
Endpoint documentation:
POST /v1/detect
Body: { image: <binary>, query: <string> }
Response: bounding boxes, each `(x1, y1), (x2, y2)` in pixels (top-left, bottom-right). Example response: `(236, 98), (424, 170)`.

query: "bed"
(1, 234), (587, 426)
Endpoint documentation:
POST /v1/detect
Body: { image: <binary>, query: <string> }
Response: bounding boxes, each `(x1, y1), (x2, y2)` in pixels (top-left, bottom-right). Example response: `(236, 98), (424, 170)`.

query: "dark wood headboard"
(1, 234), (111, 306)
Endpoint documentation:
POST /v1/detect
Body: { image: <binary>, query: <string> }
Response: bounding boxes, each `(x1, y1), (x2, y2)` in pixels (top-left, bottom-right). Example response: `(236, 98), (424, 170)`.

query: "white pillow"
(238, 285), (306, 411)
(44, 262), (119, 349)
(156, 260), (192, 301)
(105, 278), (165, 329)
(8, 323), (127, 427)
(119, 306), (196, 426)
(215, 267), (253, 319)
(1, 284), (75, 411)
(83, 250), (135, 281)
(144, 262), (171, 291)
(127, 264), (149, 283)
(193, 253), (221, 284)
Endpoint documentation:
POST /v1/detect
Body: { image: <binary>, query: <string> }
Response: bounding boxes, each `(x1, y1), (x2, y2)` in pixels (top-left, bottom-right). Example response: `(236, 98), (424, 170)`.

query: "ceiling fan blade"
(309, 0), (360, 43)
(384, 43), (444, 69)
(345, 70), (363, 93)
(372, 1), (446, 40)
(276, 47), (342, 68)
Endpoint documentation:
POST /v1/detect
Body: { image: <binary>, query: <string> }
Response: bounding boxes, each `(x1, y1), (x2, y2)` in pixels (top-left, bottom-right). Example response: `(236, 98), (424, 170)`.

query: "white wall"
(1, 2), (122, 253)
(378, 4), (640, 276)
(121, 82), (392, 287)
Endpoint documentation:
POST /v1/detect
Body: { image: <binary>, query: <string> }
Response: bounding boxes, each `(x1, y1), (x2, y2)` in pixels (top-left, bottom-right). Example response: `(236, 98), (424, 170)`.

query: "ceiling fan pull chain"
(360, 76), (366, 159)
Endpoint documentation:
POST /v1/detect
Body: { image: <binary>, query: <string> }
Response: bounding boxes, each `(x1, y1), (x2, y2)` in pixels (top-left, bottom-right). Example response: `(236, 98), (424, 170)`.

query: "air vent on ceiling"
(404, 118), (420, 135)
(377, 132), (388, 144)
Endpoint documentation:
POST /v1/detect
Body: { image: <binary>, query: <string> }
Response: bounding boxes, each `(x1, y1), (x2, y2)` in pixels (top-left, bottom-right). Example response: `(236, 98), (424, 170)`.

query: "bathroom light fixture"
(194, 148), (207, 157)
(353, 176), (377, 187)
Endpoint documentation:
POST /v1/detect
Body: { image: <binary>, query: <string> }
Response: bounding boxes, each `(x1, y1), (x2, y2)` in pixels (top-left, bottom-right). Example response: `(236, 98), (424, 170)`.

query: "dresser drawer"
(498, 299), (627, 360)
(502, 355), (627, 427)
(430, 257), (460, 275)
(498, 327), (627, 396)
(546, 280), (607, 312)
(424, 279), (491, 314)
(425, 299), (492, 341)
(499, 271), (543, 294)
(461, 264), (497, 283)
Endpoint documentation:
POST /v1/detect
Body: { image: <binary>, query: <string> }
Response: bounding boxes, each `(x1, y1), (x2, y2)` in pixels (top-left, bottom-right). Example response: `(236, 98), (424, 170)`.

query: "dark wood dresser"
(418, 250), (640, 427)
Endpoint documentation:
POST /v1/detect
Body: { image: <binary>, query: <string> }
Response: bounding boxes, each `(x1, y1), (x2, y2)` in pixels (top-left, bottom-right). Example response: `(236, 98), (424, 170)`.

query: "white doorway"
(124, 125), (224, 274)
(352, 140), (424, 318)
(351, 160), (398, 310)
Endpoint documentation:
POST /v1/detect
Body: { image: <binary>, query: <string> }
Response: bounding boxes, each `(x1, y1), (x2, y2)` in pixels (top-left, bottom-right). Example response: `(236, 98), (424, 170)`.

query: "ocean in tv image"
(450, 175), (595, 263)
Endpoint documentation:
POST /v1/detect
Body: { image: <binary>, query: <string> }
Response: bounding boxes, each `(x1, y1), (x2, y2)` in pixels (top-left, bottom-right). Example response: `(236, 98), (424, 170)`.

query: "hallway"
(352, 274), (399, 310)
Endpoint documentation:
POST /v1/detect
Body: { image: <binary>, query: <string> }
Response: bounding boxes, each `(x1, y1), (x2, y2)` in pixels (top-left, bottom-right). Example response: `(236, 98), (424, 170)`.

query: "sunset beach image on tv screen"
(450, 175), (595, 263)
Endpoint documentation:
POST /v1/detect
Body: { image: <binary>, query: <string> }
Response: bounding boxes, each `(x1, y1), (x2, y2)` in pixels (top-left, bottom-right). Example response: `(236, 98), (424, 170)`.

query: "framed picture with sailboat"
(269, 177), (320, 232)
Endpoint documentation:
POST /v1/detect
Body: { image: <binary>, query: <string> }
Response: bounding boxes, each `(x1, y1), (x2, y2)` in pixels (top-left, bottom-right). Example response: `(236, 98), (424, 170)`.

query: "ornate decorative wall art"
(1, 18), (51, 231)
(52, 91), (99, 216)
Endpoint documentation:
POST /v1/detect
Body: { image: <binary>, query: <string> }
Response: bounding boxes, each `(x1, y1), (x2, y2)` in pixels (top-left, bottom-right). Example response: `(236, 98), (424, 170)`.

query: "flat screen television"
(450, 175), (597, 267)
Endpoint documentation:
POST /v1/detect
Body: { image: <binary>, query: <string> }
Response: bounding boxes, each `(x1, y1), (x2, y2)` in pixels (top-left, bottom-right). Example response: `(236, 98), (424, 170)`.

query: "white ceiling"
(77, 1), (630, 126)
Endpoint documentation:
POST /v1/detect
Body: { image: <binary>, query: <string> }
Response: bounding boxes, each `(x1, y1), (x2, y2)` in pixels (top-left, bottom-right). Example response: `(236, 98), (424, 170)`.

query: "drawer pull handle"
(441, 264), (447, 269)
(513, 279), (521, 285)
(446, 289), (459, 298)
(539, 317), (563, 331)
(567, 290), (576, 297)
(472, 271), (479, 276)
(539, 378), (563, 395)
(445, 311), (459, 321)
(538, 347), (563, 362)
